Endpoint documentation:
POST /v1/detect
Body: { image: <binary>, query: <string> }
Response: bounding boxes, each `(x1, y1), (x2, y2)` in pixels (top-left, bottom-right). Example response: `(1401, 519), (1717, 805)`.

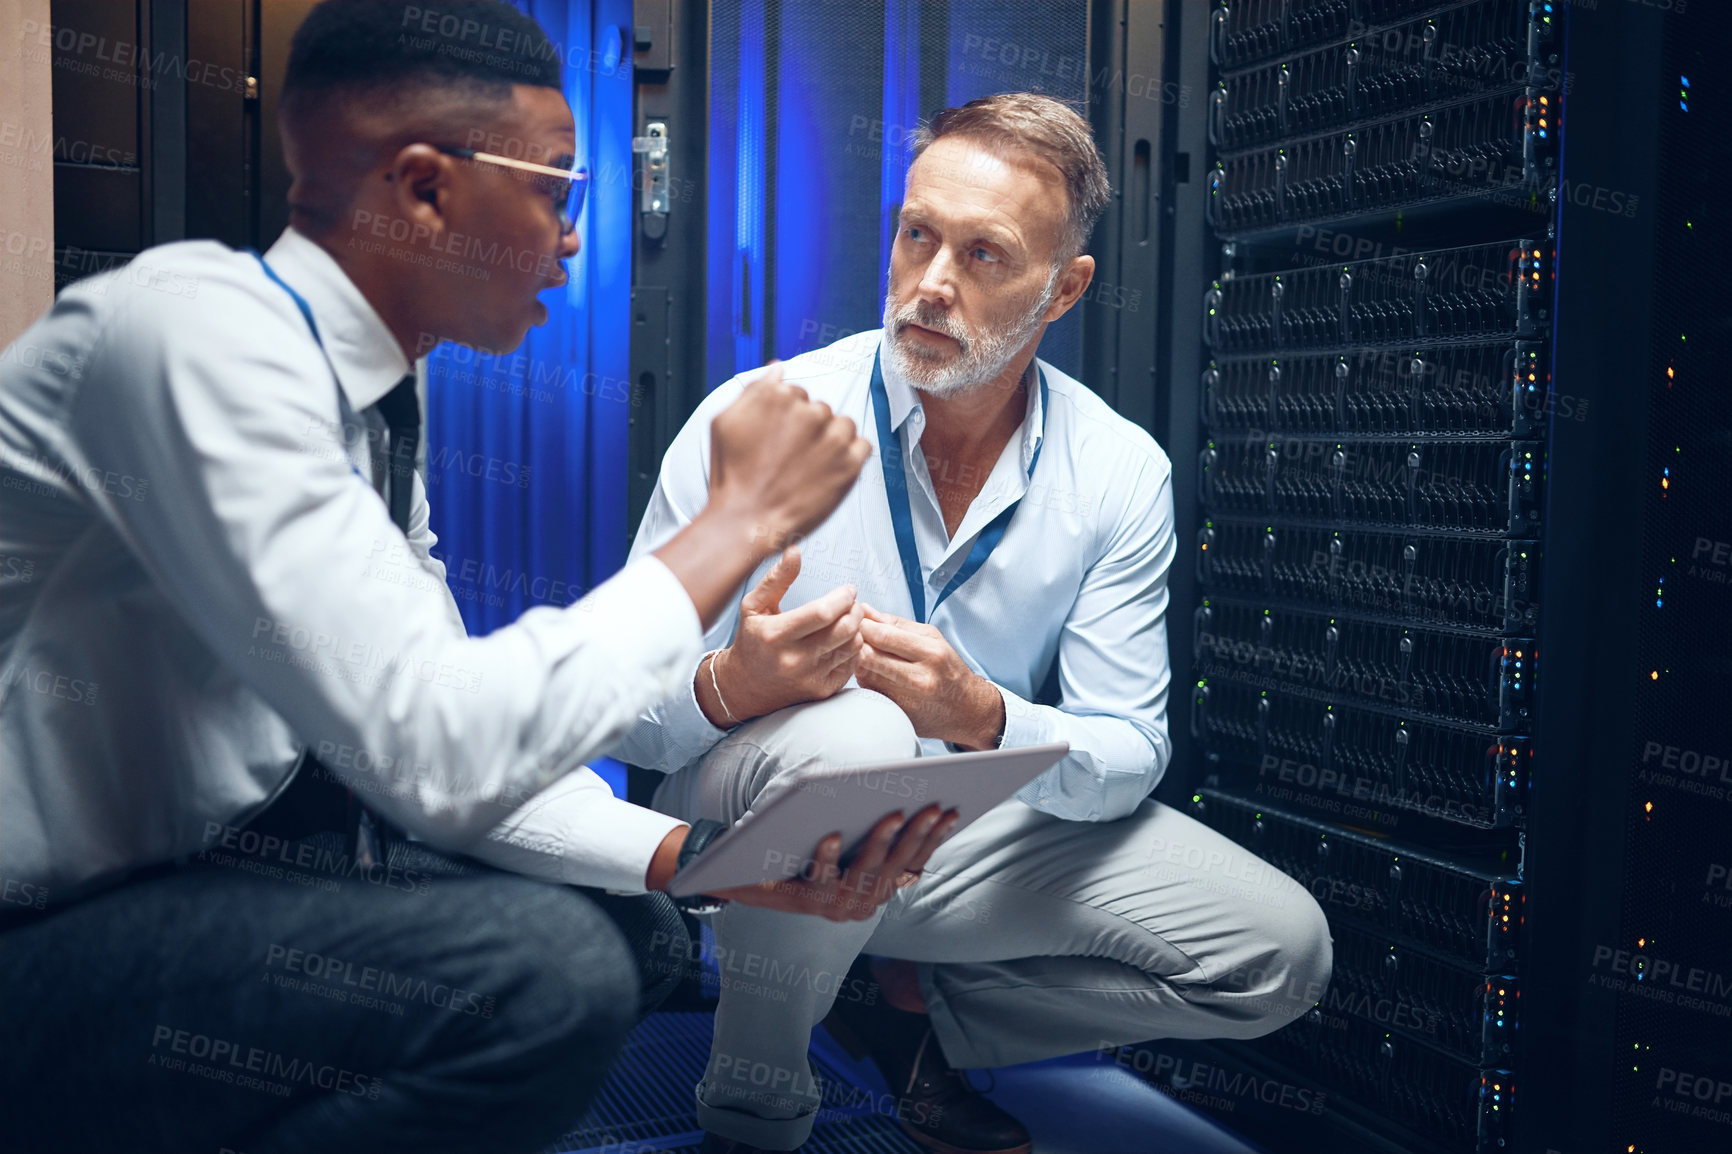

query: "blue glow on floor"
(549, 1011), (1270, 1154)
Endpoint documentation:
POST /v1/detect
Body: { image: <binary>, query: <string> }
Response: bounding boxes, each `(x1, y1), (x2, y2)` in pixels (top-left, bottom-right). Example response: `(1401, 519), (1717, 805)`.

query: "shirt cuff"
(478, 768), (691, 895)
(646, 652), (734, 769)
(1000, 685), (1057, 811)
(585, 798), (688, 894)
(998, 683), (1049, 750)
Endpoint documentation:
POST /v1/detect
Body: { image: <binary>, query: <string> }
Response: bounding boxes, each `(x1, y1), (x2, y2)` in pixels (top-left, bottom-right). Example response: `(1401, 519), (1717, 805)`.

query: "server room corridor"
(3, 1), (1726, 1153)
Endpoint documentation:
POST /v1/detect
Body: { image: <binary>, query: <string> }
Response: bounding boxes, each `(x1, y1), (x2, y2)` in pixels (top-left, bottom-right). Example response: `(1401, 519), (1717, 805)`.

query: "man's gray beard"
(880, 269), (1057, 399)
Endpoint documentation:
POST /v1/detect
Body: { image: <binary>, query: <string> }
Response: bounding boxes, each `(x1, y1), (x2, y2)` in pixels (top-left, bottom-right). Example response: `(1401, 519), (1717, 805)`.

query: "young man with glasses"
(0, 2), (954, 1151)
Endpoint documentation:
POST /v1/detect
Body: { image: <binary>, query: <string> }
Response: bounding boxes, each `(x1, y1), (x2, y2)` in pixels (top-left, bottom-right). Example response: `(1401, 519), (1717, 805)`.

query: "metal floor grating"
(541, 1009), (1269, 1154)
(545, 1012), (926, 1154)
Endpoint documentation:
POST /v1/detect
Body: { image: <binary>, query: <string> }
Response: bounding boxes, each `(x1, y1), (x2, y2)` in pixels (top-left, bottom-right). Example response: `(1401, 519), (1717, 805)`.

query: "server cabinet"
(46, 0), (313, 283)
(1122, 3), (1732, 1153)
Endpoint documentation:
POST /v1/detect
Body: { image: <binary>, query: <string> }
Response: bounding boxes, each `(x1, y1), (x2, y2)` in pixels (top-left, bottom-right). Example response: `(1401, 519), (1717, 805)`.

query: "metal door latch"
(632, 121), (670, 238)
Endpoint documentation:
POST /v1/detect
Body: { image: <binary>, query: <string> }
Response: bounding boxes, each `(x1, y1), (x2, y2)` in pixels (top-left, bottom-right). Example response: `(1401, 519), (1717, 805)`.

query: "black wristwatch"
(672, 819), (728, 915)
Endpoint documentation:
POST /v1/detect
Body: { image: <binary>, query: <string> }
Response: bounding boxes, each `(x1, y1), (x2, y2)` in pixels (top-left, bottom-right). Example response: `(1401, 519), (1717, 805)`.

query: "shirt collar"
(1018, 364), (1046, 475)
(876, 331), (1047, 474)
(876, 334), (924, 434)
(262, 227), (411, 411)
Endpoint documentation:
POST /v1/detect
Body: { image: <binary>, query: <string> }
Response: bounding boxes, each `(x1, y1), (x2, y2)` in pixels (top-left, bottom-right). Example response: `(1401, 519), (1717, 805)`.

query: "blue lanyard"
(247, 249), (370, 486)
(248, 249), (323, 347)
(869, 350), (1046, 624)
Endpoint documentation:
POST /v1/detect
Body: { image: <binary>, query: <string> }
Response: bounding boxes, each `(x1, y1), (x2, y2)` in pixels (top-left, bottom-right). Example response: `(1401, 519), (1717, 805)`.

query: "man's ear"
(382, 144), (457, 246)
(1043, 253), (1095, 322)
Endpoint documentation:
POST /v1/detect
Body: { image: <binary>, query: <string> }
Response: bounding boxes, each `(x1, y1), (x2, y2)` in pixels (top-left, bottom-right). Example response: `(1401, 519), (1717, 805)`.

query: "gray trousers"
(652, 689), (1333, 1150)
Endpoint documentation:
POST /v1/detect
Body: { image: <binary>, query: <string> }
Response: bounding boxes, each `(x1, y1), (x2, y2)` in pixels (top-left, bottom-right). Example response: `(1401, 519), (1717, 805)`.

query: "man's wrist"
(694, 650), (737, 729)
(655, 503), (780, 631)
(951, 676), (1007, 751)
(645, 823), (690, 892)
(696, 499), (782, 567)
(713, 648), (749, 724)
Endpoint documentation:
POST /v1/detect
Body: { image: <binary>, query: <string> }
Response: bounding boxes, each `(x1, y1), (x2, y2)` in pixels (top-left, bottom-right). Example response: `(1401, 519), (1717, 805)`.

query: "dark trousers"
(0, 833), (689, 1154)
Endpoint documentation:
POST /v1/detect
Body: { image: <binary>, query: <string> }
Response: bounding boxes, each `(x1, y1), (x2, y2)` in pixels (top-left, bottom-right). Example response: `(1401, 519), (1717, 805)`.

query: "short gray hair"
(911, 92), (1111, 262)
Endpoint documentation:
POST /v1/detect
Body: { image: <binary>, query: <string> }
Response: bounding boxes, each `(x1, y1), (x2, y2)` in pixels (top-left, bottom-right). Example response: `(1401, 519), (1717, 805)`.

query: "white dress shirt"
(0, 228), (692, 908)
(612, 329), (1177, 823)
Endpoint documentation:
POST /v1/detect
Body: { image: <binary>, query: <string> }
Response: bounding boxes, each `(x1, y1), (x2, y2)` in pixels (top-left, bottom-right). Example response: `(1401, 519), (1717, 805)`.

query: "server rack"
(1122, 2), (1730, 1153)
(1184, 1), (1546, 1148)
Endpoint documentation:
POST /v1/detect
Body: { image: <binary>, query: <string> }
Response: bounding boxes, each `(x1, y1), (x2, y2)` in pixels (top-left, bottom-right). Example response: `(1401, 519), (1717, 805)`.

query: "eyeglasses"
(434, 145), (589, 235)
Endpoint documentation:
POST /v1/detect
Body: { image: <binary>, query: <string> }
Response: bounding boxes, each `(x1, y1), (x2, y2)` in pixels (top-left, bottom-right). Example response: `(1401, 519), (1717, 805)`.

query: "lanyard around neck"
(869, 350), (1047, 625)
(248, 249), (324, 348)
(247, 249), (382, 500)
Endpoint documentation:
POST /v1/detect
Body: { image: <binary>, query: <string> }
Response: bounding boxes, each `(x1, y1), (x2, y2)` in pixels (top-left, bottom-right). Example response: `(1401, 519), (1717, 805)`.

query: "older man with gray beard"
(612, 93), (1333, 1154)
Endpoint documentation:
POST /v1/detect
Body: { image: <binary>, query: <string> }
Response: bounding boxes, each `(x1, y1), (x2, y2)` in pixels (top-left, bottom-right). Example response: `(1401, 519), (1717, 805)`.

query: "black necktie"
(373, 373), (420, 533)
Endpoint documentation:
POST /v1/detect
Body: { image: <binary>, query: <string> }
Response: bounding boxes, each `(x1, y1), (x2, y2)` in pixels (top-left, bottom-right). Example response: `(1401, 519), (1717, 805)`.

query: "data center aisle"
(544, 1011), (1269, 1154)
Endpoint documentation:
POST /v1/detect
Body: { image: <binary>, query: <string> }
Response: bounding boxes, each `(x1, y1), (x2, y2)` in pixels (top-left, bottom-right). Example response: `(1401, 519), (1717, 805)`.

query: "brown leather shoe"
(823, 962), (1033, 1154)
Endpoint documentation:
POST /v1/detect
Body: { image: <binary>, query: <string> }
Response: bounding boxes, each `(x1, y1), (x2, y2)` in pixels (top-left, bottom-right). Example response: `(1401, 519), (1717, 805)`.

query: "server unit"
(1127, 1), (1731, 1153)
(1190, 7), (1554, 1147)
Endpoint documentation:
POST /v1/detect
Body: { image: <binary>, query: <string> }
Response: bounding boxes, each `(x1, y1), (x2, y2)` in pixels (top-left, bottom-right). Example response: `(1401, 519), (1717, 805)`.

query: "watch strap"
(676, 818), (727, 872)
(673, 819), (728, 914)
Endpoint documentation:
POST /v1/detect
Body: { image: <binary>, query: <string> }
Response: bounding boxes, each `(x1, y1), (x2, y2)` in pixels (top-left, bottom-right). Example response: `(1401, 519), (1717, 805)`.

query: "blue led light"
(1681, 77), (1690, 87)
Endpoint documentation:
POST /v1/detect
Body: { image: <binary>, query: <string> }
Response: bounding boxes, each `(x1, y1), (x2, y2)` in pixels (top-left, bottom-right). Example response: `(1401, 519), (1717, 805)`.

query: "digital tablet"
(667, 741), (1069, 897)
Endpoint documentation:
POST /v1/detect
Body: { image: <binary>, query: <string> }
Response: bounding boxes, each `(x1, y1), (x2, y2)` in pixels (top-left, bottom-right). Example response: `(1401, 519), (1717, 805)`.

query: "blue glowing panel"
(707, 0), (1089, 387)
(947, 2), (1088, 107)
(945, 0), (1089, 380)
(708, 0), (770, 382)
(425, 0), (635, 635)
(772, 3), (886, 361)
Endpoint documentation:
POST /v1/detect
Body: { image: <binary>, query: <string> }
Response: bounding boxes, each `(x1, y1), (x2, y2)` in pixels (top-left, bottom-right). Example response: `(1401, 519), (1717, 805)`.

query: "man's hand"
(696, 547), (864, 726)
(857, 605), (1006, 750)
(713, 805), (960, 922)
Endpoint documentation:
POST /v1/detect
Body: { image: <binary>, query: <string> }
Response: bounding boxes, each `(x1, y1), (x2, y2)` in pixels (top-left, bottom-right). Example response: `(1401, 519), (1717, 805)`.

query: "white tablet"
(667, 741), (1070, 897)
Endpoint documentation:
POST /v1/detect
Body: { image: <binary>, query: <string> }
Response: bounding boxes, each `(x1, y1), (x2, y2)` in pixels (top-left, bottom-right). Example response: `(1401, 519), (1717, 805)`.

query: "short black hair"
(284, 0), (562, 104)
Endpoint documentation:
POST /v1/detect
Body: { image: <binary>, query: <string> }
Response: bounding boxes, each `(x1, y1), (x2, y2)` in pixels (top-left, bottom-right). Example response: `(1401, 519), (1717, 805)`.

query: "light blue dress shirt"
(0, 230), (696, 906)
(612, 330), (1177, 823)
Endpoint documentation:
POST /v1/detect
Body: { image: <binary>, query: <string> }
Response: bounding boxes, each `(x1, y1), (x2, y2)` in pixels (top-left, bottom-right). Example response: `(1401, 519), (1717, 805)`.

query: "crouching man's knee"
(1216, 885), (1335, 1039)
(754, 687), (921, 795)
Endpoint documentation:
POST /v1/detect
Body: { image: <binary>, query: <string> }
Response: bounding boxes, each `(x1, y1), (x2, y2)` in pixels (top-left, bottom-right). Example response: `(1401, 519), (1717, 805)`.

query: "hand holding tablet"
(709, 804), (960, 922)
(670, 742), (1070, 921)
